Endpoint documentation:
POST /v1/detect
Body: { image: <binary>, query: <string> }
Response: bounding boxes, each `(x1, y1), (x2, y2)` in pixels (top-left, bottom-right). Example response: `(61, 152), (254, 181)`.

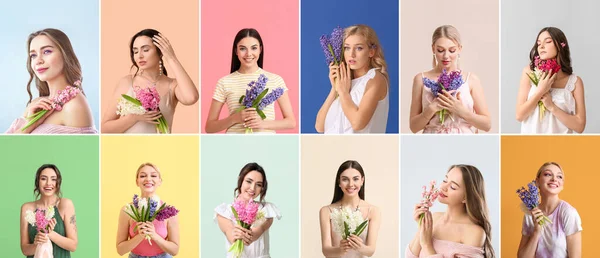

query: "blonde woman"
(409, 25), (490, 134)
(315, 24), (389, 134)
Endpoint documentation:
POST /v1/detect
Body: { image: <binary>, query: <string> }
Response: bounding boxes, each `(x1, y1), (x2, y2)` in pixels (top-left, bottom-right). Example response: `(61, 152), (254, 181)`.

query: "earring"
(159, 60), (163, 76)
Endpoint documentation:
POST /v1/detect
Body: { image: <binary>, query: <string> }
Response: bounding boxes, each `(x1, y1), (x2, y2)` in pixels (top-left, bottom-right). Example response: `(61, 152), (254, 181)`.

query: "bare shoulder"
(114, 75), (134, 94)
(21, 201), (36, 212)
(522, 65), (533, 74)
(320, 205), (332, 215)
(58, 198), (75, 210)
(465, 72), (482, 90)
(575, 75), (584, 87)
(463, 223), (486, 247)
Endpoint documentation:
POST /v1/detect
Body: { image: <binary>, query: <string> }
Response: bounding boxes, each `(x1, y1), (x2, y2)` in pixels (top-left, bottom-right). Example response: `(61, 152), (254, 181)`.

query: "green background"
(0, 136), (99, 257)
(200, 135), (300, 257)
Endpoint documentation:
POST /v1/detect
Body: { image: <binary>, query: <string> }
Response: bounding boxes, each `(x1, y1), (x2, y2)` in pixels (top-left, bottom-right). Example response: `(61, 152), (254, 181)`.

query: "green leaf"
(354, 220), (369, 236)
(231, 206), (240, 220)
(21, 110), (48, 131)
(343, 221), (350, 239)
(251, 88), (269, 107)
(130, 204), (140, 221)
(257, 109), (266, 120)
(238, 95), (245, 104)
(121, 94), (142, 105)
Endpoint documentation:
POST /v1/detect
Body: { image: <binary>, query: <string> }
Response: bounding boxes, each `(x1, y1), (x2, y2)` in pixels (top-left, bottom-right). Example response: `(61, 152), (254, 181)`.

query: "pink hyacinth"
(52, 85), (81, 111)
(534, 56), (561, 74)
(135, 87), (161, 111)
(418, 180), (439, 225)
(232, 200), (260, 225)
(35, 210), (49, 232)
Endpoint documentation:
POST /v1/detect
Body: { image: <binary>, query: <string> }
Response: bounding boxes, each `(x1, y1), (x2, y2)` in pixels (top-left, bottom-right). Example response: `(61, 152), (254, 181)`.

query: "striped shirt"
(213, 68), (287, 133)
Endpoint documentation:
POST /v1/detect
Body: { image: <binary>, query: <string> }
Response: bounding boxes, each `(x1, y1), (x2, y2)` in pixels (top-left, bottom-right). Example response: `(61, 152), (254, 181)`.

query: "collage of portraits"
(0, 0), (598, 257)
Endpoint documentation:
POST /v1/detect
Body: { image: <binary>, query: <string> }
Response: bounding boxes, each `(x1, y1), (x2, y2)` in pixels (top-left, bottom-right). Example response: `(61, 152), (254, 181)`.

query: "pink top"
(5, 118), (97, 134)
(405, 239), (484, 258)
(421, 73), (476, 134)
(128, 219), (168, 256)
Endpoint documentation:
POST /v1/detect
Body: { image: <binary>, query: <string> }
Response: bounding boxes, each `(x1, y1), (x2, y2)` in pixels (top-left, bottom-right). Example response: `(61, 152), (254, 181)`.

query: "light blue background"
(400, 135), (500, 257)
(0, 0), (100, 130)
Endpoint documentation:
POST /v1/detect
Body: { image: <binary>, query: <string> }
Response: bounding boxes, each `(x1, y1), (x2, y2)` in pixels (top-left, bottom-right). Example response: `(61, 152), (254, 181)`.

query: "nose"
(35, 55), (44, 65)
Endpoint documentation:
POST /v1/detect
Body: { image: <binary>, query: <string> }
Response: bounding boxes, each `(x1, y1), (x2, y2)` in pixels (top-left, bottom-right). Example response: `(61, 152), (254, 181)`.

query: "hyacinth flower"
(229, 200), (266, 258)
(25, 207), (56, 258)
(319, 26), (344, 66)
(119, 86), (169, 133)
(526, 56), (562, 122)
(22, 81), (82, 132)
(517, 180), (552, 227)
(423, 69), (464, 124)
(418, 180), (439, 226)
(123, 194), (179, 245)
(236, 74), (284, 133)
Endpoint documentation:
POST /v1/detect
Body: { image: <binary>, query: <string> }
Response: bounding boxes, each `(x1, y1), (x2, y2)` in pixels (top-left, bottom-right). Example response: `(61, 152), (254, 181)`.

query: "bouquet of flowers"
(123, 194), (179, 245)
(526, 56), (561, 121)
(236, 74), (284, 133)
(330, 206), (369, 240)
(418, 180), (439, 226)
(517, 180), (552, 227)
(116, 86), (169, 133)
(24, 207), (55, 258)
(423, 69), (464, 124)
(319, 26), (343, 66)
(22, 81), (82, 132)
(228, 200), (267, 258)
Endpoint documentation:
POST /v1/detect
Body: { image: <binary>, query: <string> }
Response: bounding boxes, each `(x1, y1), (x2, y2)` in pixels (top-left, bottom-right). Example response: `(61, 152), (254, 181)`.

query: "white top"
(521, 74), (578, 134)
(214, 202), (282, 258)
(324, 68), (389, 134)
(522, 200), (582, 258)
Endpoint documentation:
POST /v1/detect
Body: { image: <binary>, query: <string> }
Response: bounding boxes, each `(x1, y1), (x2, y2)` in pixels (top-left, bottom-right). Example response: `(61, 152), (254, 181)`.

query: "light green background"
(0, 136), (99, 257)
(201, 135), (300, 257)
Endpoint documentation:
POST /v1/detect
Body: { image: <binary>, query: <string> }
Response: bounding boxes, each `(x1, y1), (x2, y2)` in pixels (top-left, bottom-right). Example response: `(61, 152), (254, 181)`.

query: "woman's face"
(438, 167), (466, 205)
(343, 34), (373, 71)
(338, 168), (364, 197)
(537, 31), (558, 61)
(136, 166), (162, 194)
(132, 36), (161, 71)
(236, 37), (261, 70)
(432, 37), (460, 70)
(30, 35), (64, 82)
(38, 168), (58, 197)
(239, 171), (263, 201)
(536, 164), (564, 195)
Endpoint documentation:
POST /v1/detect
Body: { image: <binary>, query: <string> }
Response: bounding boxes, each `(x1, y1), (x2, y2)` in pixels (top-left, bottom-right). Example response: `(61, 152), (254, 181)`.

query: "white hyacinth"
(330, 206), (365, 239)
(116, 97), (146, 116)
(138, 198), (148, 209)
(25, 210), (36, 226)
(45, 206), (55, 221)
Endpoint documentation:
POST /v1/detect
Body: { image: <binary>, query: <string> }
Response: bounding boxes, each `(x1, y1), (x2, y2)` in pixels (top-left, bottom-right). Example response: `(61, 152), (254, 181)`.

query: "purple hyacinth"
(242, 74), (269, 108)
(133, 194), (139, 209)
(517, 180), (540, 210)
(330, 26), (343, 63)
(149, 199), (159, 218)
(258, 87), (285, 110)
(423, 77), (441, 97)
(319, 35), (334, 64)
(155, 205), (179, 221)
(423, 69), (464, 97)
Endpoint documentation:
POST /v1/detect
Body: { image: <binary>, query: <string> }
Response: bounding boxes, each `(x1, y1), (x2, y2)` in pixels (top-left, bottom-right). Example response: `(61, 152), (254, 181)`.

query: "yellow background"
(501, 136), (599, 256)
(101, 136), (199, 257)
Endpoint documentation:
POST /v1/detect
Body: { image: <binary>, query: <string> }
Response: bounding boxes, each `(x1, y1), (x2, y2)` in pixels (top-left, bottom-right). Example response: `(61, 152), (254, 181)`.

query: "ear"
(369, 48), (375, 58)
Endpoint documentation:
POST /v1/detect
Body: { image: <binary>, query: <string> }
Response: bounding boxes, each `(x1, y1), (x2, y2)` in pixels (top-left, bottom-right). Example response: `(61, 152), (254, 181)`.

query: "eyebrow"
(238, 44), (259, 48)
(445, 176), (461, 187)
(30, 45), (54, 53)
(538, 37), (552, 41)
(133, 45), (151, 50)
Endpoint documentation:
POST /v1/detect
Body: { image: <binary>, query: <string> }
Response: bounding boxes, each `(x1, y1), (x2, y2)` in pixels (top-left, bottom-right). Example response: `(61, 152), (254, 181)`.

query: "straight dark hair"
(34, 164), (63, 200)
(230, 28), (264, 73)
(331, 160), (365, 204)
(234, 162), (268, 203)
(529, 27), (572, 75)
(129, 29), (168, 76)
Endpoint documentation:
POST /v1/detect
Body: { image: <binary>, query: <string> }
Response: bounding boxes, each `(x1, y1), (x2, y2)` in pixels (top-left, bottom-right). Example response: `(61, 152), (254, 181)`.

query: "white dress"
(521, 74), (578, 134)
(324, 68), (389, 134)
(214, 202), (282, 258)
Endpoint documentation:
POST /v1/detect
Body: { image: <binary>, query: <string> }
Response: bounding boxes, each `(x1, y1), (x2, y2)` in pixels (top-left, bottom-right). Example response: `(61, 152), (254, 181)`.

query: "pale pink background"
(200, 0), (299, 133)
(400, 0), (499, 133)
(301, 135), (399, 257)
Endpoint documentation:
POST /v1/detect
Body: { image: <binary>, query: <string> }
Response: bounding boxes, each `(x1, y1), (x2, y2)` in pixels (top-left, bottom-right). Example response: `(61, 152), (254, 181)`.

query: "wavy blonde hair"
(343, 25), (388, 82)
(431, 25), (462, 68)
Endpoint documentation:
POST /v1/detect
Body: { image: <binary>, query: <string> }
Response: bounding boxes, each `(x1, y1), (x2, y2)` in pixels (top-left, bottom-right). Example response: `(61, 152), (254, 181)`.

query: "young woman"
(407, 165), (495, 258)
(116, 163), (180, 257)
(409, 25), (491, 134)
(517, 162), (582, 258)
(215, 163), (281, 257)
(20, 164), (78, 257)
(319, 160), (381, 257)
(205, 28), (296, 133)
(6, 28), (96, 134)
(516, 27), (586, 134)
(102, 29), (199, 133)
(315, 25), (389, 134)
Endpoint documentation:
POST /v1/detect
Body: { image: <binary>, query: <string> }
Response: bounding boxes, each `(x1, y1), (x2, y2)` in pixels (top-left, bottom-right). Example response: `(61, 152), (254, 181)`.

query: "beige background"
(301, 135), (399, 257)
(101, 0), (199, 133)
(400, 0), (499, 133)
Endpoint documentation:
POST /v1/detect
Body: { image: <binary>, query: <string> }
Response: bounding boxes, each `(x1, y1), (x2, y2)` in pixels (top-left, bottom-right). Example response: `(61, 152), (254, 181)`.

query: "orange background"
(501, 136), (599, 256)
(101, 0), (199, 133)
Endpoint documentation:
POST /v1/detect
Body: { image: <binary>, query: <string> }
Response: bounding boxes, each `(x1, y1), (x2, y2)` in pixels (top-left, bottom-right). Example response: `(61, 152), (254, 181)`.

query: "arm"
(249, 218), (274, 243)
(543, 77), (586, 133)
(517, 211), (543, 258)
(566, 231), (582, 258)
(12, 98), (55, 134)
(101, 76), (139, 133)
(48, 199), (78, 251)
(337, 70), (387, 131)
(409, 74), (438, 133)
(352, 206), (381, 257)
(247, 92), (296, 131)
(315, 89), (337, 133)
(459, 74), (491, 132)
(116, 208), (145, 256)
(516, 66), (551, 122)
(319, 207), (347, 257)
(153, 33), (198, 106)
(150, 216), (180, 256)
(204, 99), (244, 133)
(20, 203), (37, 256)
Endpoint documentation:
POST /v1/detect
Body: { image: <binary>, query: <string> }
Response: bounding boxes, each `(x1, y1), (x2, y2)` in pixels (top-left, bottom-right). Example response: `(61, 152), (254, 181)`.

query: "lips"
(548, 183), (559, 188)
(346, 187), (358, 194)
(36, 68), (48, 73)
(442, 60), (450, 65)
(138, 61), (147, 66)
(143, 183), (154, 188)
(439, 192), (448, 198)
(348, 60), (356, 65)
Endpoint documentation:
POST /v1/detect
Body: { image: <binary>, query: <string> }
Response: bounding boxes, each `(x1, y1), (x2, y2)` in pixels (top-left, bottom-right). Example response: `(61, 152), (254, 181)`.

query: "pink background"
(200, 0), (299, 133)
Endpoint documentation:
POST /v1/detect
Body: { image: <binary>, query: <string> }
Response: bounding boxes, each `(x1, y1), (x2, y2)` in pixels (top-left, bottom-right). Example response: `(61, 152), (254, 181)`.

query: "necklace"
(339, 199), (361, 212)
(141, 73), (161, 87)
